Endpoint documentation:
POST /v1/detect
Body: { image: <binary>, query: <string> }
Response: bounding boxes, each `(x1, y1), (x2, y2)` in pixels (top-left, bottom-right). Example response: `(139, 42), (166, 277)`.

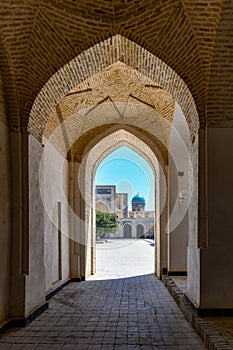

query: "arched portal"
(124, 223), (132, 238)
(96, 200), (110, 213)
(2, 3), (232, 326)
(27, 34), (199, 309)
(80, 128), (161, 277)
(137, 224), (145, 238)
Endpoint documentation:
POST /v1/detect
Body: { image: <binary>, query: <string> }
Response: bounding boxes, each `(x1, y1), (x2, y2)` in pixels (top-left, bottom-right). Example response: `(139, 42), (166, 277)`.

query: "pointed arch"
(137, 223), (146, 238)
(75, 128), (164, 277)
(96, 200), (110, 213)
(29, 35), (199, 142)
(123, 223), (133, 239)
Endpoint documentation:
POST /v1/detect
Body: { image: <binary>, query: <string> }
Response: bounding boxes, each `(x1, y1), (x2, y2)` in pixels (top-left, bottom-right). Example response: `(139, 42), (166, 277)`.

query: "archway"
(137, 224), (146, 238)
(2, 3), (231, 325)
(27, 34), (199, 309)
(81, 129), (161, 277)
(124, 223), (132, 238)
(96, 200), (110, 213)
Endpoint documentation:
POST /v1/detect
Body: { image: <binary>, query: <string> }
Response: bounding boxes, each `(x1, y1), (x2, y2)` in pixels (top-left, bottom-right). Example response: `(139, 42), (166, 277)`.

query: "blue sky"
(95, 146), (155, 211)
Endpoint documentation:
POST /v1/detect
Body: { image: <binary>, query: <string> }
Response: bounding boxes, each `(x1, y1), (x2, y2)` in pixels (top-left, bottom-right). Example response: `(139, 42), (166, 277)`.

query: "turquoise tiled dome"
(131, 193), (146, 203)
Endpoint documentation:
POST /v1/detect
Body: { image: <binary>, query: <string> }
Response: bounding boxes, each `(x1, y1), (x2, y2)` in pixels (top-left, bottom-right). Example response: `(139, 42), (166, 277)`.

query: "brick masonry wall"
(0, 72), (7, 126)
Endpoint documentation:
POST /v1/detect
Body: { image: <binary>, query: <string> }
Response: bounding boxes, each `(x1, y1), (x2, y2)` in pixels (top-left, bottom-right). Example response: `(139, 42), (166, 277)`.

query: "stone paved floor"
(0, 239), (206, 349)
(90, 238), (155, 280)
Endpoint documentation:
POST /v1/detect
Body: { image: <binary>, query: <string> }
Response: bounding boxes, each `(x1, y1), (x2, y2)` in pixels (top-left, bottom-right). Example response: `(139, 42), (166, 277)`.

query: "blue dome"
(132, 193), (146, 203)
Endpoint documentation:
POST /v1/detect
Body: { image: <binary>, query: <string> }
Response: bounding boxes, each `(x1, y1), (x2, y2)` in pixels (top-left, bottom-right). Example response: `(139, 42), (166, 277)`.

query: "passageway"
(0, 240), (205, 349)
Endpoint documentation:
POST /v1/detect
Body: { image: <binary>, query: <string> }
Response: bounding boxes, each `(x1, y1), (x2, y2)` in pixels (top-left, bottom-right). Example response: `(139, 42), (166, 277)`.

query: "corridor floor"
(0, 239), (205, 349)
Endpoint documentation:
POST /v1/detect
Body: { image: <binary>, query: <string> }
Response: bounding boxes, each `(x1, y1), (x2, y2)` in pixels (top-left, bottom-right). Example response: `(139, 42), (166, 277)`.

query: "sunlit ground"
(88, 238), (155, 280)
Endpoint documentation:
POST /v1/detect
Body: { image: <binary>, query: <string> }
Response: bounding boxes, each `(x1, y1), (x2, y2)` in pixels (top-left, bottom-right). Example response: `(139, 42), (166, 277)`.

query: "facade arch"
(123, 223), (133, 239)
(136, 223), (146, 238)
(96, 200), (110, 213)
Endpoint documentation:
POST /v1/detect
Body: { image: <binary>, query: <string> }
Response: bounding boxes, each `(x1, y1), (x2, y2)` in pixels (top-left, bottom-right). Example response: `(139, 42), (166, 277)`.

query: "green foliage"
(96, 211), (118, 229)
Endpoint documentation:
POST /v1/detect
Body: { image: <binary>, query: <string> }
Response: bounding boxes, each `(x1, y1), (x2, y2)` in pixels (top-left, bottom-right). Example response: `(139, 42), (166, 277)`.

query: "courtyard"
(89, 238), (155, 280)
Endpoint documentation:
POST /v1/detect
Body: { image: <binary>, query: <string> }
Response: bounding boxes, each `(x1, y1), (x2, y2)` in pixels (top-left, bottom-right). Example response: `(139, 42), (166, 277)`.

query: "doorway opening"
(92, 146), (156, 279)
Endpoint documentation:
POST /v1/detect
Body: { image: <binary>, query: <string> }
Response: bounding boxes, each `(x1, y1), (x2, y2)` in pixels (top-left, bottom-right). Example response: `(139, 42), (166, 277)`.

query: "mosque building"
(95, 186), (154, 238)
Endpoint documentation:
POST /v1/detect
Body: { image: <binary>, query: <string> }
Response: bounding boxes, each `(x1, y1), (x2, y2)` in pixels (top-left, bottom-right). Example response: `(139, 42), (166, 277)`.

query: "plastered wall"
(43, 140), (70, 293)
(0, 120), (10, 322)
(186, 134), (200, 307)
(29, 138), (70, 296)
(168, 103), (190, 272)
(0, 72), (11, 322)
(26, 135), (46, 315)
(200, 128), (233, 308)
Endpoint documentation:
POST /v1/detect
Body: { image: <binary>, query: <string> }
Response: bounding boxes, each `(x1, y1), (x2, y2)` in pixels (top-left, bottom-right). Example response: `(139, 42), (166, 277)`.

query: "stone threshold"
(162, 276), (233, 350)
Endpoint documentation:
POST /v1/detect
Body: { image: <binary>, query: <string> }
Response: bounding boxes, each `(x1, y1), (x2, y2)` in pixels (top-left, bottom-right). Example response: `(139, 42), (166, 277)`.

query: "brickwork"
(181, 0), (223, 110)
(40, 60), (177, 158)
(0, 0), (228, 132)
(43, 61), (176, 137)
(0, 72), (7, 126)
(207, 0), (233, 126)
(72, 124), (168, 167)
(29, 37), (198, 144)
(90, 129), (160, 176)
(0, 43), (19, 129)
(42, 103), (173, 164)
(57, 120), (168, 170)
(163, 276), (233, 350)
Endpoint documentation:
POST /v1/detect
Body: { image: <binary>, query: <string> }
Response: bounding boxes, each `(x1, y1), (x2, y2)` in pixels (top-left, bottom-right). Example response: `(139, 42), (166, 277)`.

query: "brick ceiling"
(0, 0), (232, 131)
(43, 62), (175, 159)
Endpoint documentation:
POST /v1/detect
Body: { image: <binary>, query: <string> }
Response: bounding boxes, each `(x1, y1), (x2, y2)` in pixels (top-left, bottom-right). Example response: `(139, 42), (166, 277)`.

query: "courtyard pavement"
(0, 239), (206, 349)
(89, 238), (155, 280)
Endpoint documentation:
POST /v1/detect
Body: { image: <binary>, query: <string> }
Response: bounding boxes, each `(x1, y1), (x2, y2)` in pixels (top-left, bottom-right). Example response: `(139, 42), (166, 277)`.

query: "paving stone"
(0, 240), (205, 349)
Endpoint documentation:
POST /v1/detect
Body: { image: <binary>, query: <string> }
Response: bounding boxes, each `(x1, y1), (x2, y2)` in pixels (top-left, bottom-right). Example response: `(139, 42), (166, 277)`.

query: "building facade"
(95, 185), (116, 213)
(96, 187), (154, 238)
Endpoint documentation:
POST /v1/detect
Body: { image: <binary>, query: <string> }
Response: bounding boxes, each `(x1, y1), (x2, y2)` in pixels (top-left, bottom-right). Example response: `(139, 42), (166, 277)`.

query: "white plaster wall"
(42, 140), (70, 293)
(187, 134), (200, 306)
(70, 162), (84, 278)
(79, 153), (93, 278)
(200, 128), (233, 308)
(168, 103), (190, 272)
(0, 120), (10, 321)
(26, 135), (46, 315)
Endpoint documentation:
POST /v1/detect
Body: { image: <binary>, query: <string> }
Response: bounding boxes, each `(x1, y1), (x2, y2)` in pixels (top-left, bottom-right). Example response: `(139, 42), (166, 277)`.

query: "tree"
(96, 211), (119, 237)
